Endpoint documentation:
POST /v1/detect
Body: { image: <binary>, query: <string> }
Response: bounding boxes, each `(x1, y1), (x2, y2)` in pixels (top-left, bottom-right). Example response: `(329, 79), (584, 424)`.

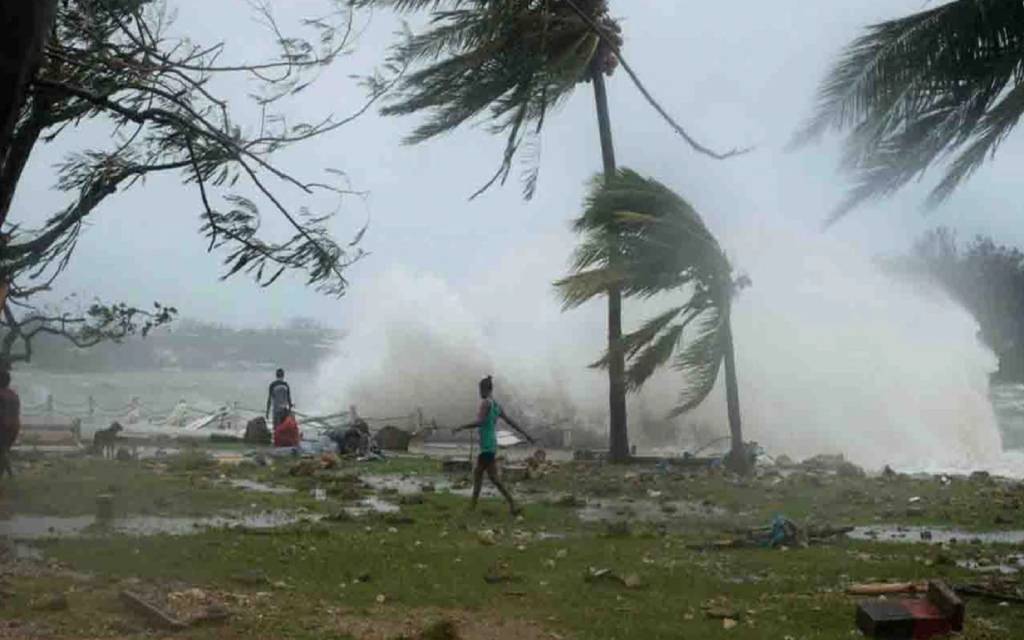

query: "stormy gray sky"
(12, 0), (1024, 328)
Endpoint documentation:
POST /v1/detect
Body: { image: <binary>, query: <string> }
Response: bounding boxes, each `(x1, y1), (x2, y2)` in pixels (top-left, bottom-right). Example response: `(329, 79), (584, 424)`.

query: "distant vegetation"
(886, 228), (1024, 382)
(9, 317), (341, 373)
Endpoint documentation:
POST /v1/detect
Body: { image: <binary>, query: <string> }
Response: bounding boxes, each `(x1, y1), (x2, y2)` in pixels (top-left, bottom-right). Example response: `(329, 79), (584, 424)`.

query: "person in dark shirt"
(0, 370), (21, 478)
(265, 368), (293, 427)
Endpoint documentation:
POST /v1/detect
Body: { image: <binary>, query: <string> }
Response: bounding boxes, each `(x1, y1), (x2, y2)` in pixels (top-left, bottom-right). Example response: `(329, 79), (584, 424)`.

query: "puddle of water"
(361, 474), (557, 503)
(848, 526), (1024, 545)
(577, 498), (726, 524)
(227, 479), (296, 495)
(0, 541), (45, 562)
(533, 531), (568, 541)
(0, 511), (319, 540)
(413, 444), (574, 463)
(344, 496), (400, 517)
(0, 515), (94, 538)
(957, 556), (1024, 574)
(361, 474), (451, 496)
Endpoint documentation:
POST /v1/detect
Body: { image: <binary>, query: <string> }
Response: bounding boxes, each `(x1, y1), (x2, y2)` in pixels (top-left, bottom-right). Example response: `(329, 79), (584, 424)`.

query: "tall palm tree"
(353, 0), (634, 460)
(795, 0), (1024, 223)
(555, 169), (751, 472)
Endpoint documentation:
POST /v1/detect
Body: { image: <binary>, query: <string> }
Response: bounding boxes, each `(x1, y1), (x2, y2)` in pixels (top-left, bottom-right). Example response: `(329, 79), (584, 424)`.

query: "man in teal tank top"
(453, 375), (535, 515)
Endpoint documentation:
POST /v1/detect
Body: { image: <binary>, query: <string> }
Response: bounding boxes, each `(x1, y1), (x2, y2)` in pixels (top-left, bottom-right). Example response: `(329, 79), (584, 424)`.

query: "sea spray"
(313, 223), (1008, 473)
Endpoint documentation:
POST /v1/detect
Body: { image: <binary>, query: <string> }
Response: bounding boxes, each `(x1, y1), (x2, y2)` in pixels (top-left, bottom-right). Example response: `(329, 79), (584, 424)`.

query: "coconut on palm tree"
(796, 0), (1024, 222)
(555, 169), (751, 472)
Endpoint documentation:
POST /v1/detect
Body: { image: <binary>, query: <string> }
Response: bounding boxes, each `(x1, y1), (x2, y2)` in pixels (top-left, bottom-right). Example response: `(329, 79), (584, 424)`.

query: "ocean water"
(10, 369), (1024, 472)
(11, 369), (317, 420)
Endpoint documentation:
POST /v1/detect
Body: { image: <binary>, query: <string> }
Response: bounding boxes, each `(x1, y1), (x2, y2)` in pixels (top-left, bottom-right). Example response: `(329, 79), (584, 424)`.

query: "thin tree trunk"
(591, 68), (629, 463)
(722, 313), (747, 474)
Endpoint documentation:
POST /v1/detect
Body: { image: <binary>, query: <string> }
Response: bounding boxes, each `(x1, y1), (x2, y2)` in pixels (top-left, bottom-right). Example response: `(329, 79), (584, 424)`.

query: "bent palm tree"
(353, 0), (622, 198)
(354, 0), (635, 460)
(555, 169), (751, 472)
(795, 0), (1024, 222)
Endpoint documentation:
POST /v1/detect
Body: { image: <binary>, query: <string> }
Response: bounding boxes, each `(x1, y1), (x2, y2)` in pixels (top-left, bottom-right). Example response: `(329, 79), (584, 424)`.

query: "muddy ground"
(1, 446), (1023, 639)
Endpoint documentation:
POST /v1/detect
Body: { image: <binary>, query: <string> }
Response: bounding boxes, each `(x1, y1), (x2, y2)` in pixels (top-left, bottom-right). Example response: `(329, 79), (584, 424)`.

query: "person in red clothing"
(273, 410), (300, 448)
(0, 370), (21, 478)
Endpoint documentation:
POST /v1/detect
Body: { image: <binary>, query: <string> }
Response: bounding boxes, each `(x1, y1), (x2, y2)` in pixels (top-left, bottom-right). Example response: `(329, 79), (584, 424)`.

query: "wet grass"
(2, 454), (1024, 638)
(1, 453), (317, 517)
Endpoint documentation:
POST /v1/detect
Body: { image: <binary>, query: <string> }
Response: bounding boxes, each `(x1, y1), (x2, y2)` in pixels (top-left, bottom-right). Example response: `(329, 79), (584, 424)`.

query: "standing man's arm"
(499, 408), (535, 443)
(265, 384), (272, 419)
(286, 383), (293, 410)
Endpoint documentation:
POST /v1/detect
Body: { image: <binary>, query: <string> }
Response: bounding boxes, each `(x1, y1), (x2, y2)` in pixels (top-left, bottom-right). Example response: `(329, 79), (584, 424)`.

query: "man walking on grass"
(453, 376), (534, 516)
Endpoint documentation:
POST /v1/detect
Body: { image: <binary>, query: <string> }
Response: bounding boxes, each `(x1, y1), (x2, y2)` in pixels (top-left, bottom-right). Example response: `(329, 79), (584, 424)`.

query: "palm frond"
(591, 304), (685, 369)
(552, 266), (624, 310)
(623, 321), (686, 389)
(667, 308), (728, 416)
(795, 0), (1024, 220)
(366, 0), (613, 199)
(558, 166), (740, 419)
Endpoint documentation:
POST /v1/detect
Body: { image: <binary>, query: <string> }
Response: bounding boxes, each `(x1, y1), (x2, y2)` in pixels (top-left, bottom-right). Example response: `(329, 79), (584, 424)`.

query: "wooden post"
(45, 394), (53, 414)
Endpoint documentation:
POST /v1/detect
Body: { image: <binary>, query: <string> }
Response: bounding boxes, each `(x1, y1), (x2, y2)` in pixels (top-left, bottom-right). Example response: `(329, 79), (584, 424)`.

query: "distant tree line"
(5, 317), (340, 373)
(885, 228), (1024, 382)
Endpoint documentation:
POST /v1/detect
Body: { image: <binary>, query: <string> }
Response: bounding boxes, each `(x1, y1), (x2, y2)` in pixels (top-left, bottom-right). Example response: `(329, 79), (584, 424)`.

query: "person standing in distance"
(0, 370), (21, 478)
(453, 375), (534, 515)
(265, 368), (293, 427)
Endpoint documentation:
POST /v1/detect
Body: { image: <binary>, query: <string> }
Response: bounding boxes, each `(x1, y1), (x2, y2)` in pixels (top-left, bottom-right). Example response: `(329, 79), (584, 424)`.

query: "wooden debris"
(119, 591), (188, 631)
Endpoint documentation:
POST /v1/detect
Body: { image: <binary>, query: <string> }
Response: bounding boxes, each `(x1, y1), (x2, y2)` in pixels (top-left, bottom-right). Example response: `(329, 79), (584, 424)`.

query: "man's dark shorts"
(477, 452), (496, 466)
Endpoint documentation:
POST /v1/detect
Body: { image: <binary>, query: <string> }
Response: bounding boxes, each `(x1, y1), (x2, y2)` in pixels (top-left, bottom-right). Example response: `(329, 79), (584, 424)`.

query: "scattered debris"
(418, 618), (460, 640)
(552, 494), (586, 508)
(583, 567), (643, 589)
(31, 593), (68, 612)
(689, 517), (850, 550)
(848, 582), (928, 597)
(441, 460), (472, 474)
(375, 426), (413, 452)
(243, 418), (271, 445)
(476, 530), (497, 546)
(854, 580), (963, 639)
(95, 494), (114, 521)
(483, 562), (523, 585)
(970, 471), (993, 484)
(289, 460), (319, 477)
(230, 570), (269, 586)
(119, 591), (188, 631)
(189, 604), (231, 627)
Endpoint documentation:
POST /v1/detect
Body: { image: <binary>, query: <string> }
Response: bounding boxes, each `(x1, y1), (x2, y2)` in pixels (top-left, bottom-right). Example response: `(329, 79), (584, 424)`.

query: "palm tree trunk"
(722, 313), (747, 474)
(591, 68), (629, 463)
